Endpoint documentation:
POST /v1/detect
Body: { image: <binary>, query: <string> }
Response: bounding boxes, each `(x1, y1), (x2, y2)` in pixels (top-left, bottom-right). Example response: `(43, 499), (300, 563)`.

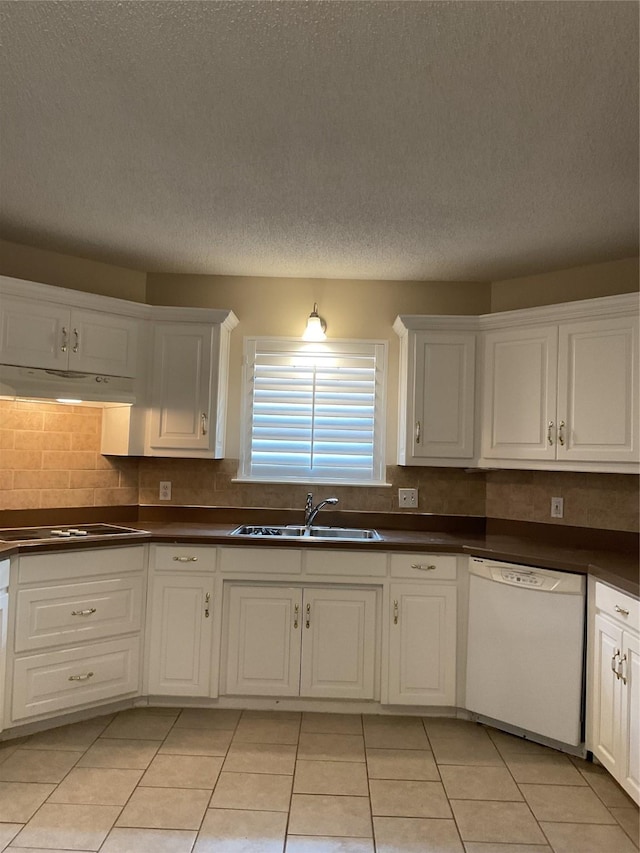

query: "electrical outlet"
(159, 481), (172, 501)
(399, 488), (418, 508)
(551, 496), (564, 518)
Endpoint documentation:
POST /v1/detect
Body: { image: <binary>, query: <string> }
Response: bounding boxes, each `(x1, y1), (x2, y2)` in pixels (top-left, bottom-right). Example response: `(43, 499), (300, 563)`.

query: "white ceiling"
(0, 1), (638, 281)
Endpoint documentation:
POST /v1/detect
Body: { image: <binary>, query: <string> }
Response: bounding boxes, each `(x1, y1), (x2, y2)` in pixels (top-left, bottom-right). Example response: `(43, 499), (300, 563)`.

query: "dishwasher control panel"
(469, 557), (585, 595)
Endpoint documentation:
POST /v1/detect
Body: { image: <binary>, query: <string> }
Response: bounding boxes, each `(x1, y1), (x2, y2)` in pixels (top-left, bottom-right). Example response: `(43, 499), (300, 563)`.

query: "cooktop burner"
(0, 524), (144, 542)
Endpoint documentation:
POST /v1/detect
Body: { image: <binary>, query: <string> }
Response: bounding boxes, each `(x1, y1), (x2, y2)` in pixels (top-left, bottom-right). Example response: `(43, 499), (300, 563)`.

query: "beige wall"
(146, 274), (491, 461)
(491, 257), (639, 312)
(0, 239), (147, 302)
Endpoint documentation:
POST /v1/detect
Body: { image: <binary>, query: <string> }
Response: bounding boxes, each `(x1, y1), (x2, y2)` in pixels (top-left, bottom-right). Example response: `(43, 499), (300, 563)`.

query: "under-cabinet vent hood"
(0, 364), (137, 404)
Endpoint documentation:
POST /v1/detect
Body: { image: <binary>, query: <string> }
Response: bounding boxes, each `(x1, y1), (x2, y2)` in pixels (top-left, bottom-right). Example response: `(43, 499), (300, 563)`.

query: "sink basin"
(230, 525), (381, 541)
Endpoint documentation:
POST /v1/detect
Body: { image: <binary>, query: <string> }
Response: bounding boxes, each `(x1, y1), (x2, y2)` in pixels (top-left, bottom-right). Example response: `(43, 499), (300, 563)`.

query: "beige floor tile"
(374, 816), (464, 852)
(22, 721), (106, 752)
(159, 728), (233, 756)
(48, 767), (143, 805)
(301, 713), (363, 735)
(210, 771), (292, 811)
(294, 760), (369, 795)
(285, 836), (374, 852)
(0, 822), (22, 849)
(174, 708), (241, 730)
(141, 754), (223, 789)
(463, 845), (552, 853)
(581, 767), (638, 807)
(451, 800), (547, 844)
(194, 807), (287, 852)
(440, 765), (522, 801)
(12, 802), (120, 850)
(101, 711), (177, 741)
(241, 710), (301, 723)
(0, 781), (55, 821)
(117, 786), (211, 830)
(422, 718), (489, 740)
(505, 754), (587, 786)
(77, 738), (160, 770)
(289, 794), (372, 838)
(297, 733), (365, 763)
(0, 743), (20, 765)
(222, 742), (297, 775)
(539, 820), (639, 853)
(0, 748), (79, 783)
(520, 783), (618, 824)
(487, 731), (554, 757)
(610, 806), (640, 846)
(233, 717), (301, 744)
(430, 737), (504, 767)
(366, 748), (440, 781)
(363, 721), (430, 750)
(99, 827), (198, 853)
(369, 779), (451, 819)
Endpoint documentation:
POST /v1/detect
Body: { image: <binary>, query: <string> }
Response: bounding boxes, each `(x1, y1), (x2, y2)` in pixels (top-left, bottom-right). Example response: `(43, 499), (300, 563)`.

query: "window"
(238, 337), (387, 484)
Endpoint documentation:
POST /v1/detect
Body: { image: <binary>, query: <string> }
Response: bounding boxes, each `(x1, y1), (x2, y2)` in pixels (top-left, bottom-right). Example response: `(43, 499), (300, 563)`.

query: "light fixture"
(302, 303), (327, 341)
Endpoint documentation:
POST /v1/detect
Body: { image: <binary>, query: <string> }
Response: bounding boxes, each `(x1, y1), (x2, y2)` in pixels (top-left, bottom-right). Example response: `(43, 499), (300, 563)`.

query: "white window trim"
(236, 336), (388, 486)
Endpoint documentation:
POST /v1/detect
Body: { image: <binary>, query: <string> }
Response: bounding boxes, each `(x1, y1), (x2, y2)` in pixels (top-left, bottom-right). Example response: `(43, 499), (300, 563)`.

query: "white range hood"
(0, 364), (137, 404)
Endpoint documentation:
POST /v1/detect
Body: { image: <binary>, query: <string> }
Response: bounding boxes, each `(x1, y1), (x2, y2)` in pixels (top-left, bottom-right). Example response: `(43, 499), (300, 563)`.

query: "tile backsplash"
(1, 402), (638, 532)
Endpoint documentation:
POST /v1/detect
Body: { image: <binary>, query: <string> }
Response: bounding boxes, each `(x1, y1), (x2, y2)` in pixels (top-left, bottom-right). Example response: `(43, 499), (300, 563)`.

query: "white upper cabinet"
(0, 287), (139, 377)
(394, 317), (478, 466)
(480, 294), (639, 472)
(146, 309), (238, 457)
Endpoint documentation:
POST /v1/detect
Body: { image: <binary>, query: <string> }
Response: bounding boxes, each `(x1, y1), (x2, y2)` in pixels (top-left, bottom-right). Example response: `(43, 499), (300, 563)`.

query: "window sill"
(232, 477), (392, 488)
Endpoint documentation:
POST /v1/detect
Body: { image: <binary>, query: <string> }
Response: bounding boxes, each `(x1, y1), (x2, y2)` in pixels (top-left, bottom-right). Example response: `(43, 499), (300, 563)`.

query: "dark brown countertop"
(1, 516), (637, 598)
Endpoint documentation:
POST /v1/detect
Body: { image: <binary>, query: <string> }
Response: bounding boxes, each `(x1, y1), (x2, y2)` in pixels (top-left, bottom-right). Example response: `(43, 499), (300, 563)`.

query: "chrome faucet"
(304, 492), (339, 527)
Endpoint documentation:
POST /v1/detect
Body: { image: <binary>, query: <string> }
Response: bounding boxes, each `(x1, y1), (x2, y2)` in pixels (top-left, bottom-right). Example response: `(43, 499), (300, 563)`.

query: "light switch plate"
(551, 496), (564, 518)
(399, 488), (418, 508)
(159, 481), (172, 501)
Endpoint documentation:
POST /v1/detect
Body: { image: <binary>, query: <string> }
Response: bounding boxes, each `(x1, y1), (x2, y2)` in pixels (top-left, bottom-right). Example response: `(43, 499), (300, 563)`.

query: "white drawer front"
(15, 576), (144, 653)
(304, 550), (387, 577)
(12, 637), (140, 721)
(220, 547), (302, 575)
(152, 544), (216, 572)
(390, 554), (457, 580)
(595, 582), (639, 632)
(18, 546), (144, 584)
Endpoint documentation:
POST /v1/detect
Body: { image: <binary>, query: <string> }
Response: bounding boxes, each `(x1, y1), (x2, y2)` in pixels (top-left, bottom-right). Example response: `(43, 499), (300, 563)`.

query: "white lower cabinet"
(146, 545), (217, 698)
(589, 582), (639, 804)
(224, 584), (378, 700)
(8, 546), (145, 726)
(0, 561), (9, 733)
(387, 582), (457, 706)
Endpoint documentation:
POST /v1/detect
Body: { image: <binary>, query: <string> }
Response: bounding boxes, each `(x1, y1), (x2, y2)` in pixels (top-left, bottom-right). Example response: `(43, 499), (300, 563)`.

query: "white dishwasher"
(465, 557), (585, 747)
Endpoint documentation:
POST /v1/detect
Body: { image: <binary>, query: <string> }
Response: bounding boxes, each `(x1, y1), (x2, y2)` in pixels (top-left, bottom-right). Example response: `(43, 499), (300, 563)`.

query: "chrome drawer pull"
(618, 653), (628, 685)
(305, 602), (311, 629)
(558, 420), (565, 446)
(393, 599), (399, 625)
(293, 603), (299, 629)
(204, 592), (210, 619)
(614, 605), (630, 616)
(173, 556), (198, 562)
(61, 327), (68, 353)
(68, 671), (94, 682)
(411, 563), (436, 571)
(71, 608), (97, 617)
(72, 328), (80, 353)
(547, 421), (554, 445)
(611, 650), (621, 679)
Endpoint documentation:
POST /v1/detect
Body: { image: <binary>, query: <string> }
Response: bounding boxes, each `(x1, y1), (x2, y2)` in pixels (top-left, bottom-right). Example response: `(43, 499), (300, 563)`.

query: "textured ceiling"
(0, 1), (638, 281)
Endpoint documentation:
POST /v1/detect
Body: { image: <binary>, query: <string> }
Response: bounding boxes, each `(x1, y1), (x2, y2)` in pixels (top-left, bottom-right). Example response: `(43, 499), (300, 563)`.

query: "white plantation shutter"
(239, 338), (387, 484)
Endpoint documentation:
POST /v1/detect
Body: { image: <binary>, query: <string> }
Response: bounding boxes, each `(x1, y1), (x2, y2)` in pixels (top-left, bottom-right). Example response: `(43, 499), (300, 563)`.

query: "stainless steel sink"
(230, 524), (381, 541)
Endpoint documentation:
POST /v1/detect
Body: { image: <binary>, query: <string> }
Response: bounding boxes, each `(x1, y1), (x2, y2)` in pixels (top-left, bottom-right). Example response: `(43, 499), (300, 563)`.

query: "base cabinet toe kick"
(1, 542), (636, 805)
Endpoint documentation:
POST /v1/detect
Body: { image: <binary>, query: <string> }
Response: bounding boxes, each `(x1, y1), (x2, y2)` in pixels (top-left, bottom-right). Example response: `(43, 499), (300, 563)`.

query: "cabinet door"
(591, 613), (623, 774)
(557, 317), (639, 463)
(0, 592), (7, 733)
(69, 309), (138, 377)
(147, 574), (214, 697)
(225, 586), (302, 696)
(0, 296), (69, 369)
(411, 331), (476, 460)
(621, 630), (640, 802)
(148, 323), (215, 453)
(388, 583), (456, 705)
(300, 588), (377, 700)
(482, 326), (558, 460)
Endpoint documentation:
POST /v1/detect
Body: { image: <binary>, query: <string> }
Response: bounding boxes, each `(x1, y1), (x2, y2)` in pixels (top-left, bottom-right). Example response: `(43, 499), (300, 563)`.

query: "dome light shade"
(302, 303), (327, 341)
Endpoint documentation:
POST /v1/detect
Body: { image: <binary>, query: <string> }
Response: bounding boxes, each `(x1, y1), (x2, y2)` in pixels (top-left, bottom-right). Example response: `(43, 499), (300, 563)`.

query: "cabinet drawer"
(15, 576), (144, 652)
(595, 582), (639, 632)
(220, 547), (301, 575)
(18, 546), (144, 584)
(390, 554), (457, 580)
(152, 545), (216, 572)
(12, 637), (140, 722)
(304, 550), (387, 577)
